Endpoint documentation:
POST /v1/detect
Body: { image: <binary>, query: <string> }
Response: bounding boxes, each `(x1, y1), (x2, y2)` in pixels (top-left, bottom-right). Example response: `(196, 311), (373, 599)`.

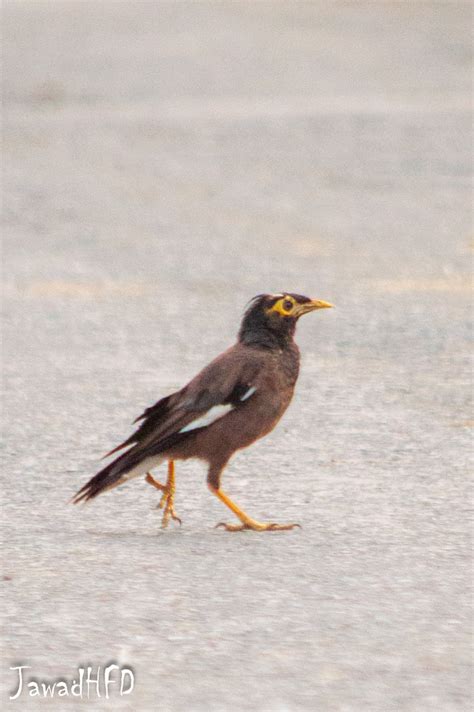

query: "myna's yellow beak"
(296, 299), (334, 316)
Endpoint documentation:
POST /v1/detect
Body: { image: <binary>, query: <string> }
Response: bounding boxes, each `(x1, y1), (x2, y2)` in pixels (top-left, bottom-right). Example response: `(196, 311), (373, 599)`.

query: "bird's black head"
(238, 292), (333, 349)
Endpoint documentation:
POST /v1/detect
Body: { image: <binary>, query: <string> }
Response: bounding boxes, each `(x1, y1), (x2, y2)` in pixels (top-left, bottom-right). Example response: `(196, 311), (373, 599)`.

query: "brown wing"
(122, 345), (262, 455)
(102, 343), (262, 457)
(73, 344), (263, 503)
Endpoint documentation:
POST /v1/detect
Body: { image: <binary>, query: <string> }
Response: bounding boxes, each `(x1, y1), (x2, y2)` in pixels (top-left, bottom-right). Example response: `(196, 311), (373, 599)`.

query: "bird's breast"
(270, 343), (301, 389)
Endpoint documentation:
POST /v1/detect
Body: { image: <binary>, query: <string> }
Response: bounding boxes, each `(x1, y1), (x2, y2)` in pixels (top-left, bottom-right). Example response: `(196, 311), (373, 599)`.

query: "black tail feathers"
(72, 447), (139, 504)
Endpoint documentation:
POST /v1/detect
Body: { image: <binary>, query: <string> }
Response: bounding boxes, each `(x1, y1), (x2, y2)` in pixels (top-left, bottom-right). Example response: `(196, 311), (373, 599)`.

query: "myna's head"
(239, 293), (333, 348)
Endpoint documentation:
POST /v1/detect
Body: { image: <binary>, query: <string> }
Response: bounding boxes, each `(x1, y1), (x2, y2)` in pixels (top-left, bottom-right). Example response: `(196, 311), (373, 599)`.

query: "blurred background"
(2, 2), (472, 710)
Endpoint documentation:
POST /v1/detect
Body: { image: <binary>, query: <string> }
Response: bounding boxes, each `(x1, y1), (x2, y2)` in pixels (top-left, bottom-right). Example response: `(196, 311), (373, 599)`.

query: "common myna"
(73, 293), (333, 531)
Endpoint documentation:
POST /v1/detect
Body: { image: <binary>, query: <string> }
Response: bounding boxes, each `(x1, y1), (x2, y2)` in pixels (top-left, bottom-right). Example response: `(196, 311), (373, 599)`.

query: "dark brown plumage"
(73, 292), (333, 531)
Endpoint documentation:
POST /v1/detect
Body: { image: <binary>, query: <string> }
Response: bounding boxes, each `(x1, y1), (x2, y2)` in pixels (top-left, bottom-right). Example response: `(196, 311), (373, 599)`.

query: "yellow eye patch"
(268, 295), (296, 316)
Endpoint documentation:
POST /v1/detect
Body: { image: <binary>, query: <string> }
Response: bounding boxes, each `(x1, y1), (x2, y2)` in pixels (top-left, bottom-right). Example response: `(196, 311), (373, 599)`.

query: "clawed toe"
(167, 507), (182, 526)
(267, 522), (302, 530)
(160, 498), (182, 528)
(215, 520), (301, 532)
(215, 522), (246, 532)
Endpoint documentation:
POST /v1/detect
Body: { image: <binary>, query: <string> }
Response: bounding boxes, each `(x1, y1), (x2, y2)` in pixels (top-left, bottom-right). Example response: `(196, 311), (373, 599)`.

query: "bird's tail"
(72, 447), (147, 504)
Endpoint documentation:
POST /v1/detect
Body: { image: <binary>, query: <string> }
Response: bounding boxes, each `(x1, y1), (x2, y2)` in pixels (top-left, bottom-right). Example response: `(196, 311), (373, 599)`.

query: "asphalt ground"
(1, 2), (472, 711)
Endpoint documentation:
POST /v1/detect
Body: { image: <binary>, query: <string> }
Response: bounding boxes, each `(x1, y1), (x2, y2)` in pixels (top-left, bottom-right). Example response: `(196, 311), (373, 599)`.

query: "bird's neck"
(238, 322), (296, 351)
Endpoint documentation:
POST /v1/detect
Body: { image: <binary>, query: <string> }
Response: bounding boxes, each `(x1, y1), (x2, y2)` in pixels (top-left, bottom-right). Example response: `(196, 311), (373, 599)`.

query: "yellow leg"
(210, 486), (301, 532)
(145, 460), (181, 528)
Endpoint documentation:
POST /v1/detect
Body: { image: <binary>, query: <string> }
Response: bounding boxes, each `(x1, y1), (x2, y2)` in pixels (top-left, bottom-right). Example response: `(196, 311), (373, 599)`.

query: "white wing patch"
(179, 404), (234, 433)
(240, 385), (257, 401)
(179, 386), (257, 434)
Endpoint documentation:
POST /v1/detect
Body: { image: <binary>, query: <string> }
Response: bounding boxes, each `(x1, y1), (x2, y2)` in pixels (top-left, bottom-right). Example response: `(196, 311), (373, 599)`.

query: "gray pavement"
(1, 2), (472, 710)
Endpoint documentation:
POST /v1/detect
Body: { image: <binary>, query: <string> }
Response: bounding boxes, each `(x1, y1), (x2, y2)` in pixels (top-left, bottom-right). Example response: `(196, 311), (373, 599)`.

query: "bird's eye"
(283, 299), (293, 312)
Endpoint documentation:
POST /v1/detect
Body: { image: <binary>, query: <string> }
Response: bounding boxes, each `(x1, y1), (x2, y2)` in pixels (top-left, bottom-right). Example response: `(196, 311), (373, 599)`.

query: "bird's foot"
(210, 487), (300, 532)
(215, 520), (301, 532)
(145, 472), (182, 529)
(159, 492), (182, 529)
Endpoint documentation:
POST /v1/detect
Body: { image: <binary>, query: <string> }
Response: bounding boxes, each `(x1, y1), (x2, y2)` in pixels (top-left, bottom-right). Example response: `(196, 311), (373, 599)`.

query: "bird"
(72, 292), (333, 531)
